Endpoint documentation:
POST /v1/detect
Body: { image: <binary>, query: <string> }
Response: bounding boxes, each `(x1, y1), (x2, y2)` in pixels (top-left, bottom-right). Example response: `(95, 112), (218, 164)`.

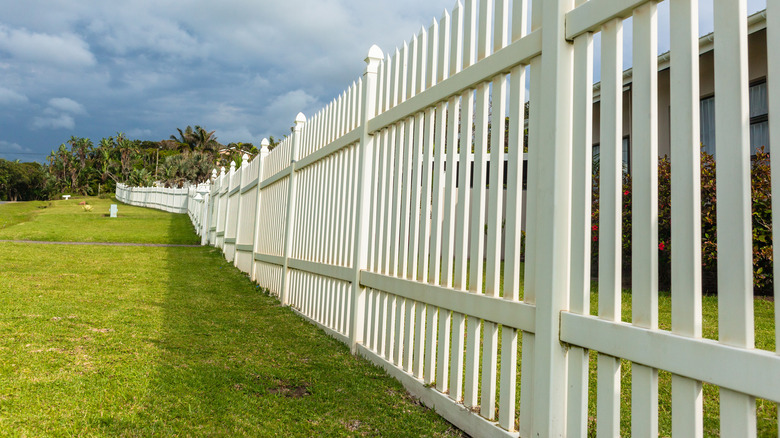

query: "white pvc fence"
(115, 183), (190, 214)
(117, 1), (780, 436)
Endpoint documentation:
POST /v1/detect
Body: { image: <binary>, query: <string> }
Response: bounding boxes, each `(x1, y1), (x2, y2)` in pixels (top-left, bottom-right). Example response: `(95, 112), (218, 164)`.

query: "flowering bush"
(591, 147), (773, 296)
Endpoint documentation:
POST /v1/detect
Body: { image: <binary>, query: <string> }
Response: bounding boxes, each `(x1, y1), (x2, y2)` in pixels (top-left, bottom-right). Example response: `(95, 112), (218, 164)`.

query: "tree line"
(0, 126), (282, 202)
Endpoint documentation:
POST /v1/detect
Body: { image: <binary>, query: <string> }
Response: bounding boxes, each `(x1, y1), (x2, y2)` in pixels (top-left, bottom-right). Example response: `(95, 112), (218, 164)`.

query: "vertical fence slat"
(398, 43), (413, 279)
(567, 2), (593, 430)
(463, 0), (493, 411)
(347, 145), (358, 267)
(518, 0), (543, 430)
(389, 120), (404, 277)
(449, 0), (476, 405)
(465, 83), (489, 411)
(669, 0), (704, 436)
(597, 16), (623, 438)
(435, 2), (462, 396)
(373, 130), (388, 273)
(383, 125), (397, 274)
(325, 154), (335, 264)
(630, 3), (659, 437)
(767, 3), (780, 433)
(714, 2), (757, 435)
(498, 0), (528, 430)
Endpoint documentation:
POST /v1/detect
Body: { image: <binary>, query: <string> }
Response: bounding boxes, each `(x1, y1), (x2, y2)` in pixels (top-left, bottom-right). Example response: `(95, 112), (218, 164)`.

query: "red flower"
(659, 242), (665, 251)
(592, 225), (598, 231)
(623, 190), (629, 196)
(592, 235), (598, 242)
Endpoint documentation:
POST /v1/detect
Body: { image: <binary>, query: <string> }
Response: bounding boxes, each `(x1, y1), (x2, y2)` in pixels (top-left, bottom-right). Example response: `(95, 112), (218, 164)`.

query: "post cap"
(294, 112), (307, 128)
(365, 45), (383, 75)
(367, 44), (383, 61)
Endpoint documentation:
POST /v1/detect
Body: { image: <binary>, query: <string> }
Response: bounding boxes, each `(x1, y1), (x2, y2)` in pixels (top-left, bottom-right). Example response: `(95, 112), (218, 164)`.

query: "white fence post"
(768, 4), (780, 437)
(215, 165), (229, 248)
(207, 169), (218, 245)
(250, 139), (270, 282)
(280, 113), (306, 306)
(532, 0), (574, 436)
(199, 183), (211, 246)
(348, 45), (382, 353)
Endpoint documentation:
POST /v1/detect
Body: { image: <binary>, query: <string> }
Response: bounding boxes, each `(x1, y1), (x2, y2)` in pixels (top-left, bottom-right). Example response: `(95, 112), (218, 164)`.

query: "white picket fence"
(116, 1), (780, 436)
(115, 183), (190, 214)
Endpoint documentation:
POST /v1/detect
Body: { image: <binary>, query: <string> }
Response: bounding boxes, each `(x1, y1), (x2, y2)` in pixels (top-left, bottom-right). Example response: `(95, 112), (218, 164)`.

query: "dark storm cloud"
(0, 0), (767, 162)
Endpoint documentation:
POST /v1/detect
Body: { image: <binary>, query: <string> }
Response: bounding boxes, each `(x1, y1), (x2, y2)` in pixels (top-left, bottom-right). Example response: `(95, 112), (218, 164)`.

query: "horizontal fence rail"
(117, 1), (780, 436)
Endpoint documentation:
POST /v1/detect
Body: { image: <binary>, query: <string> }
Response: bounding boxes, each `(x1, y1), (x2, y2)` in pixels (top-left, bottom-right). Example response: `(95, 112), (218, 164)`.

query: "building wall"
(592, 27), (768, 165)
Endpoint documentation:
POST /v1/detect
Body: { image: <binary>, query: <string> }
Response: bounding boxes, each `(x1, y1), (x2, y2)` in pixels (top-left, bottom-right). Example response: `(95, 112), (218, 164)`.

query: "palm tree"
(116, 133), (137, 182)
(170, 126), (196, 153)
(170, 125), (222, 156)
(192, 125), (221, 155)
(95, 137), (118, 185)
(46, 145), (71, 192)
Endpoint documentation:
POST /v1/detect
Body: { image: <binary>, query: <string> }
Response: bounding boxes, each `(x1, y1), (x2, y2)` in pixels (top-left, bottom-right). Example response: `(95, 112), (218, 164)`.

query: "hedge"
(591, 147), (772, 296)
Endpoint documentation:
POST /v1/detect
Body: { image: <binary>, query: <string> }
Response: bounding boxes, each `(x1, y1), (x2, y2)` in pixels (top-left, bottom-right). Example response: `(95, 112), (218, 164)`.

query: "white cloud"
(0, 87), (28, 105)
(30, 97), (85, 131)
(0, 25), (96, 67)
(128, 128), (153, 138)
(91, 15), (200, 58)
(32, 114), (75, 130)
(262, 89), (320, 129)
(216, 126), (258, 145)
(207, 103), (244, 126)
(0, 140), (26, 152)
(48, 97), (86, 114)
(0, 0), (768, 163)
(0, 140), (42, 161)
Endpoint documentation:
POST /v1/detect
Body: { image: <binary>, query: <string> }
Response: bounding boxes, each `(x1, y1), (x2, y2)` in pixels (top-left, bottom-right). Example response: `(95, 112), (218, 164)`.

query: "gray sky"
(0, 0), (767, 162)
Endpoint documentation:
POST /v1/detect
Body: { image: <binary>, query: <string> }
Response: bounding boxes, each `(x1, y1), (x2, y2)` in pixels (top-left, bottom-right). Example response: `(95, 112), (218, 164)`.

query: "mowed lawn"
(0, 197), (462, 437)
(0, 197), (198, 244)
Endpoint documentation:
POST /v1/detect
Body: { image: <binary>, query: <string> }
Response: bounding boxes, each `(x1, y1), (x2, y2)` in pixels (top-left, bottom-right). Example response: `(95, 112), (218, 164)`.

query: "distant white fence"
(117, 1), (780, 436)
(115, 184), (190, 214)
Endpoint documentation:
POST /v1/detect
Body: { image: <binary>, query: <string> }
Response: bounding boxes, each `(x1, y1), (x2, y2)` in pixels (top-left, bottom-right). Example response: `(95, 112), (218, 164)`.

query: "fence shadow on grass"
(136, 219), (463, 436)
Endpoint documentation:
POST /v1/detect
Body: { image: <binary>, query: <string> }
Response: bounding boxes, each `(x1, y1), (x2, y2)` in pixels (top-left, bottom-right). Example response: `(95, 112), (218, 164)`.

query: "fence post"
(232, 153), (251, 268)
(280, 114), (306, 305)
(348, 45), (382, 353)
(199, 183), (211, 245)
(250, 138), (270, 282)
(208, 168), (218, 245)
(530, 0), (574, 436)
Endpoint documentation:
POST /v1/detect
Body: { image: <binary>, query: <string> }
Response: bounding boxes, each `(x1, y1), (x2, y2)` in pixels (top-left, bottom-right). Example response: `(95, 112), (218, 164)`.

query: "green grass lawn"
(3, 197), (775, 436)
(0, 196), (198, 244)
(0, 198), (462, 437)
(586, 290), (777, 437)
(489, 263), (776, 436)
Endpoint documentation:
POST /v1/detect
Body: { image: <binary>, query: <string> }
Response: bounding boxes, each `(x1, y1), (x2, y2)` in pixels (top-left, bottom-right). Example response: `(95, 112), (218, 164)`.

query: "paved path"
(0, 240), (201, 247)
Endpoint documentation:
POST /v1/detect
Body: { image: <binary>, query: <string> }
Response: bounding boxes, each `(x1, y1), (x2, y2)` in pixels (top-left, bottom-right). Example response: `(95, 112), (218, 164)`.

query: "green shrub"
(591, 147), (773, 295)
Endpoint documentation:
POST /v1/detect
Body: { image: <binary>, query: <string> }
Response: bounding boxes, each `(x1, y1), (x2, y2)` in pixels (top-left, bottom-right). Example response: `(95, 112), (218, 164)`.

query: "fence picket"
(714, 2), (757, 435)
(669, 0), (705, 436)
(597, 17), (623, 438)
(630, 3), (660, 437)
